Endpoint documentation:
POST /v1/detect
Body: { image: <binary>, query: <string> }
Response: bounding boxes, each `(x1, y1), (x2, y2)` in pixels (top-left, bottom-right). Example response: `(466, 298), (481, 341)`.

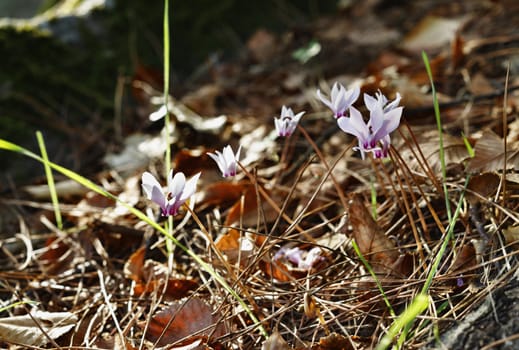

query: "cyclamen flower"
(338, 104), (402, 159)
(207, 145), (241, 177)
(317, 82), (360, 118)
(142, 170), (201, 217)
(274, 106), (305, 137)
(364, 90), (402, 114)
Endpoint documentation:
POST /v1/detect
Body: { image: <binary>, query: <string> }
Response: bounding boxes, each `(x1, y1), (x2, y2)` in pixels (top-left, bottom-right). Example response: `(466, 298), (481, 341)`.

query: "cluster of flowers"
(142, 83), (402, 217)
(277, 83), (403, 159)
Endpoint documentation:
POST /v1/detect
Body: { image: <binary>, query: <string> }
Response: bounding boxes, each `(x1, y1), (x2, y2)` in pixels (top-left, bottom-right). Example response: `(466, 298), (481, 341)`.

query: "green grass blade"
(163, 0), (171, 177)
(36, 131), (63, 230)
(376, 293), (429, 350)
(351, 239), (395, 317)
(0, 300), (38, 313)
(461, 132), (475, 158)
(422, 176), (469, 293)
(422, 51), (452, 222)
(0, 138), (268, 338)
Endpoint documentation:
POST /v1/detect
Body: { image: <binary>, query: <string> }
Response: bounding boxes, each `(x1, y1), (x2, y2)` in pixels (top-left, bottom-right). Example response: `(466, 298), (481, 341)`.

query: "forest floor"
(2, 0), (519, 349)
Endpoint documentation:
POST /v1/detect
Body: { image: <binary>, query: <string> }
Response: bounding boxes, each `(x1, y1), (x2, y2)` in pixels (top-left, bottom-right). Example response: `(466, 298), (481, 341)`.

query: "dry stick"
(238, 163), (310, 239)
(296, 124), (349, 211)
(387, 149), (425, 263)
(389, 151), (430, 242)
(282, 145), (353, 239)
(186, 205), (265, 329)
(269, 156), (315, 237)
(247, 158), (316, 291)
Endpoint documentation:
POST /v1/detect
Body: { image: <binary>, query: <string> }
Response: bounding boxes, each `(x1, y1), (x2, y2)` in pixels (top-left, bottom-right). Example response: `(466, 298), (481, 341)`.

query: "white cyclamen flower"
(207, 145), (242, 177)
(274, 105), (305, 137)
(142, 170), (201, 216)
(317, 82), (360, 118)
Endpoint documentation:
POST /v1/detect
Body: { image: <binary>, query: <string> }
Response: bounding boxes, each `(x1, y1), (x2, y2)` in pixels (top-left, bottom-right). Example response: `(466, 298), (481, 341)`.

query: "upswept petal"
(364, 93), (379, 112)
(384, 92), (401, 112)
(293, 111), (305, 123)
(281, 105), (291, 117)
(370, 107), (402, 148)
(168, 171), (186, 198)
(316, 89), (333, 110)
(337, 106), (369, 142)
(141, 172), (162, 199)
(150, 185), (167, 213)
(344, 86), (360, 106)
(368, 106), (385, 134)
(180, 172), (201, 202)
(274, 118), (285, 136)
(332, 85), (347, 113)
(223, 145), (234, 163)
(207, 151), (225, 174)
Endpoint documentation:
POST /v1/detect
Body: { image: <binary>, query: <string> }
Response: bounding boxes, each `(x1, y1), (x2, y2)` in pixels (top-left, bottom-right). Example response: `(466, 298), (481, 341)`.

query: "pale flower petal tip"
(274, 105), (305, 137)
(207, 145), (241, 177)
(141, 170), (200, 217)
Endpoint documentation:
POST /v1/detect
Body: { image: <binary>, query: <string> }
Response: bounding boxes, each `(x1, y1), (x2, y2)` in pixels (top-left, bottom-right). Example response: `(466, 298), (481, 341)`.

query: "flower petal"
(180, 172), (201, 202)
(316, 89), (333, 110)
(169, 172), (186, 198)
(141, 172), (162, 199)
(337, 106), (369, 142)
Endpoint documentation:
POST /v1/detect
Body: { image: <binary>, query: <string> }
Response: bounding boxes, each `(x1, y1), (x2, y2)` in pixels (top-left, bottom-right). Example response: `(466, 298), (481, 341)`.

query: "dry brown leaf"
(310, 332), (354, 350)
(124, 247), (198, 299)
(466, 173), (501, 204)
(348, 194), (400, 276)
(503, 225), (519, 245)
(450, 243), (477, 276)
(0, 310), (77, 346)
(262, 331), (291, 350)
(143, 298), (226, 347)
(247, 29), (278, 63)
(467, 130), (519, 173)
(401, 15), (469, 52)
(224, 185), (279, 227)
(400, 130), (470, 174)
(214, 228), (255, 265)
(200, 181), (251, 208)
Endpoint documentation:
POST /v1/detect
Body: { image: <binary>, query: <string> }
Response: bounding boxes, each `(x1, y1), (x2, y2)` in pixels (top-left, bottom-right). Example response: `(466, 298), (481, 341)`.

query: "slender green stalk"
(0, 300), (37, 313)
(370, 175), (377, 219)
(36, 131), (62, 229)
(375, 293), (429, 350)
(0, 138), (268, 338)
(163, 0), (171, 178)
(351, 240), (395, 317)
(422, 51), (452, 222)
(421, 176), (468, 293)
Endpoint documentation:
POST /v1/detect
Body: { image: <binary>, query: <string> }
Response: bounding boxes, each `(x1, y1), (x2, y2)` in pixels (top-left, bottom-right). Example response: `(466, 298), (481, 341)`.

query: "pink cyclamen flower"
(207, 145), (241, 177)
(338, 104), (402, 159)
(274, 105), (305, 137)
(142, 170), (201, 216)
(317, 82), (360, 118)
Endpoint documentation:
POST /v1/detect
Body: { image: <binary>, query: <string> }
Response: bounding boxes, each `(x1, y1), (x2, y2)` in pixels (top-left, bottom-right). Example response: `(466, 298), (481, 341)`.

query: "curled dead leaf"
(467, 130), (519, 173)
(0, 310), (77, 347)
(348, 194), (402, 277)
(143, 298), (226, 347)
(124, 247), (198, 299)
